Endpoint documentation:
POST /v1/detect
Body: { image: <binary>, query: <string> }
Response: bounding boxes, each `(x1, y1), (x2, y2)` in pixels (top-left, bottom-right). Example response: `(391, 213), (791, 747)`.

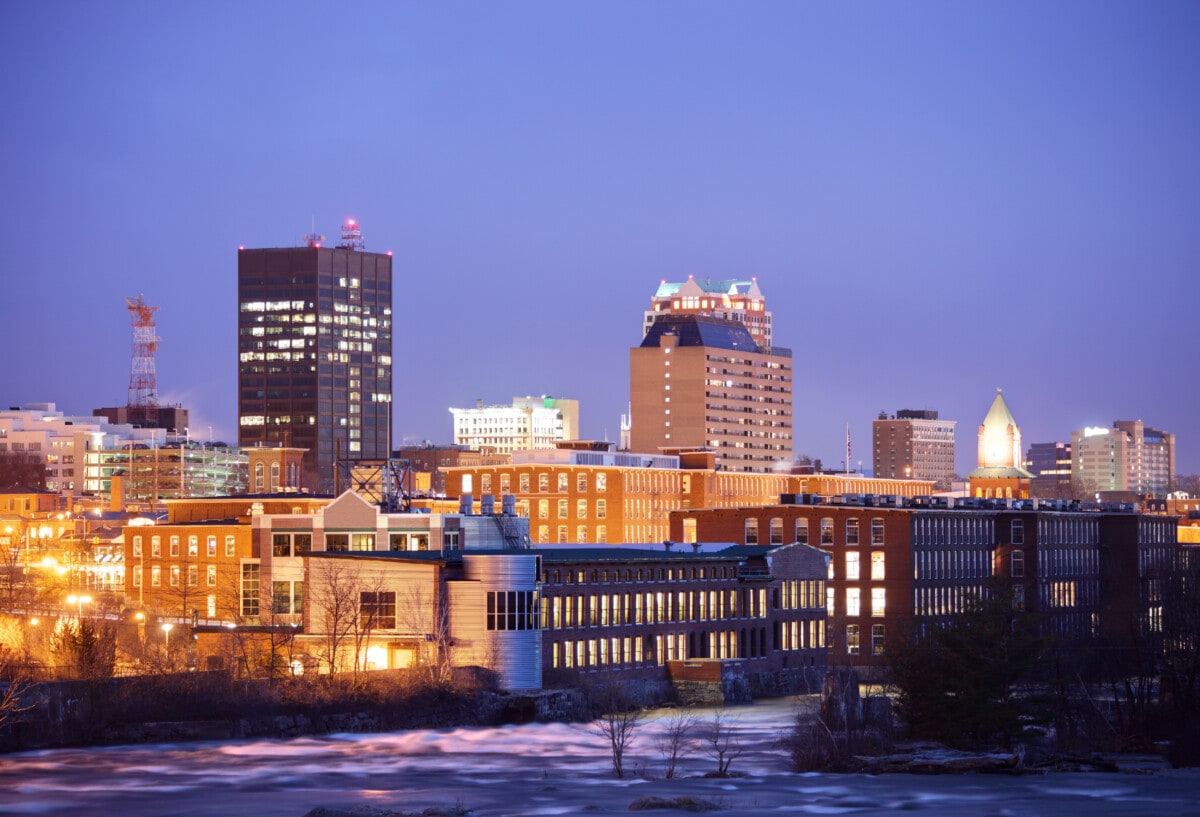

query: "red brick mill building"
(671, 493), (1178, 672)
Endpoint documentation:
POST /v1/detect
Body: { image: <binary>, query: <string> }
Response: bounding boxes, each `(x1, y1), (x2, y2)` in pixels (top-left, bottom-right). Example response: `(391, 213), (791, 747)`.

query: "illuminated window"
(539, 473), (549, 492)
(558, 525), (568, 544)
(170, 537), (180, 557)
(500, 474), (511, 493)
(872, 624), (886, 655)
(597, 525), (607, 544)
(558, 473), (569, 492)
(539, 500), (549, 519)
(151, 565), (161, 587)
(577, 525), (588, 543)
(481, 474), (492, 494)
(871, 588), (886, 617)
(846, 518), (860, 546)
(846, 624), (860, 655)
(577, 499), (587, 519)
(170, 566), (181, 587)
(596, 499), (606, 519)
(846, 588), (861, 617)
(577, 473), (588, 492)
(132, 536), (143, 558)
(207, 536), (217, 557)
(845, 551), (860, 581)
(596, 474), (606, 491)
(519, 474), (530, 493)
(871, 551), (885, 580)
(151, 536), (161, 557)
(207, 565), (217, 587)
(871, 518), (885, 545)
(188, 536), (199, 557)
(241, 563), (259, 616)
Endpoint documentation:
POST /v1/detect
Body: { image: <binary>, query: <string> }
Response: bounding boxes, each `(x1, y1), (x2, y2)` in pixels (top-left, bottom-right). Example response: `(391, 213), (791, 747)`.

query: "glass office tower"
(237, 243), (393, 493)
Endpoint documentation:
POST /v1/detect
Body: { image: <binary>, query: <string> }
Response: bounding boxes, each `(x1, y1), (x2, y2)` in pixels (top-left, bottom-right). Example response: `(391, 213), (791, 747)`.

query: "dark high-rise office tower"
(237, 222), (393, 493)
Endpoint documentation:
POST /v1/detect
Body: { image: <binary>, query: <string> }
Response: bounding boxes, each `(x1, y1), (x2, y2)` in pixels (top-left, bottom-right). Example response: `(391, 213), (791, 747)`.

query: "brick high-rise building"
(631, 279), (792, 473)
(237, 222), (393, 493)
(872, 409), (957, 488)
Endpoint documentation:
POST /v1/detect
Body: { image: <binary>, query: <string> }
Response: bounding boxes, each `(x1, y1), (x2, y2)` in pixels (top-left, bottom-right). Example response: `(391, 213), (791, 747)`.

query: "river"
(2, 698), (1197, 817)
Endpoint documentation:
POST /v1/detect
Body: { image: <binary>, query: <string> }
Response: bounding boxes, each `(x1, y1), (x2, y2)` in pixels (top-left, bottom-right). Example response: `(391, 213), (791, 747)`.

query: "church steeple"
(966, 388), (1033, 499)
(978, 388), (1022, 469)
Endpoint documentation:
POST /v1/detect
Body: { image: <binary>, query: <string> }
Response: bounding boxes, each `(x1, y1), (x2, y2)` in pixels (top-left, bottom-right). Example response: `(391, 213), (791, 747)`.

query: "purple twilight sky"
(1, 2), (1197, 477)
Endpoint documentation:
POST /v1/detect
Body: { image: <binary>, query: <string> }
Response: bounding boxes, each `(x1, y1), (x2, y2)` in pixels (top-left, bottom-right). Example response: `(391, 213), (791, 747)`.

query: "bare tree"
(654, 709), (697, 779)
(308, 560), (362, 680)
(0, 646), (34, 732)
(352, 571), (393, 680)
(591, 687), (643, 779)
(400, 585), (455, 686)
(701, 707), (743, 776)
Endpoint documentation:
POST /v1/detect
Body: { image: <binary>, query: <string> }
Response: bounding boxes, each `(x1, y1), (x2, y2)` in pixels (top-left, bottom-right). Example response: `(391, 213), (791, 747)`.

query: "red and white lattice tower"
(125, 295), (160, 426)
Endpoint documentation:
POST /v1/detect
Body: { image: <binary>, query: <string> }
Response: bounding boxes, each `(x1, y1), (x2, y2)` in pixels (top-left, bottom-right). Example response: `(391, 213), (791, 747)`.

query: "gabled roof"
(653, 278), (763, 299)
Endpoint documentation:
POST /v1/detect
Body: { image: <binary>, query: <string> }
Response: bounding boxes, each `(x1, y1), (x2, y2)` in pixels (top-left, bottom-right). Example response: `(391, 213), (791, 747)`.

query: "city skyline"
(2, 3), (1197, 476)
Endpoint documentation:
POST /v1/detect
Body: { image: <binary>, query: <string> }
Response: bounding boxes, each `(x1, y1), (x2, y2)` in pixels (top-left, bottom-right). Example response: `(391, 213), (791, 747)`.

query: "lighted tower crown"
(125, 295), (160, 426)
(977, 388), (1021, 469)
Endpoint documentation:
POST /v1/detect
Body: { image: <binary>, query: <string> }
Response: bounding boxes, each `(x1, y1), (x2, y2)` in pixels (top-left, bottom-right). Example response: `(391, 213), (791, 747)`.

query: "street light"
(162, 622), (174, 650)
(66, 594), (93, 618)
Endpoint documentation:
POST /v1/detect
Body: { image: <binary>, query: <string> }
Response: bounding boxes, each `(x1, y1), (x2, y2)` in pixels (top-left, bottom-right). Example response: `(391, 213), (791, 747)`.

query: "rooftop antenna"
(125, 295), (160, 427)
(303, 215), (324, 248)
(338, 217), (364, 251)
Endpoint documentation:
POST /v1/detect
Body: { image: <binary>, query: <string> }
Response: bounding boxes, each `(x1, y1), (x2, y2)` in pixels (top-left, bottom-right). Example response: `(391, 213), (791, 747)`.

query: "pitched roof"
(981, 388), (1019, 432)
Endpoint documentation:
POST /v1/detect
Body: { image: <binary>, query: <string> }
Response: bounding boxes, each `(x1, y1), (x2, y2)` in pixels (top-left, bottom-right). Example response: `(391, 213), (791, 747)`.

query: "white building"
(0, 403), (162, 496)
(1072, 420), (1176, 498)
(450, 396), (579, 455)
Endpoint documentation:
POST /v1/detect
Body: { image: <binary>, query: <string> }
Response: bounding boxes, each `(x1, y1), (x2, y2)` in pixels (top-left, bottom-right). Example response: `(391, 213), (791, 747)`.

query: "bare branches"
(591, 688), (643, 779)
(654, 710), (697, 779)
(701, 707), (743, 776)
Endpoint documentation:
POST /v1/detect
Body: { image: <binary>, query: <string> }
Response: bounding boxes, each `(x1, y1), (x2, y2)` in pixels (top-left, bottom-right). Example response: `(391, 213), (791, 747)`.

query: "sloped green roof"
(982, 388), (1018, 431)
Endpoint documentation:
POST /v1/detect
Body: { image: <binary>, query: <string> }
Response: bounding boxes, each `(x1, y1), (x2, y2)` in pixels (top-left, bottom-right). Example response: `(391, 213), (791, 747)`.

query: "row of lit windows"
(830, 587), (886, 618)
(132, 534), (237, 559)
(536, 498), (607, 519)
(544, 586), (790, 628)
(744, 517), (886, 547)
(472, 472), (611, 495)
(552, 622), (821, 671)
(537, 525), (607, 544)
(845, 623), (887, 656)
(131, 563), (217, 589)
(833, 551), (886, 581)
